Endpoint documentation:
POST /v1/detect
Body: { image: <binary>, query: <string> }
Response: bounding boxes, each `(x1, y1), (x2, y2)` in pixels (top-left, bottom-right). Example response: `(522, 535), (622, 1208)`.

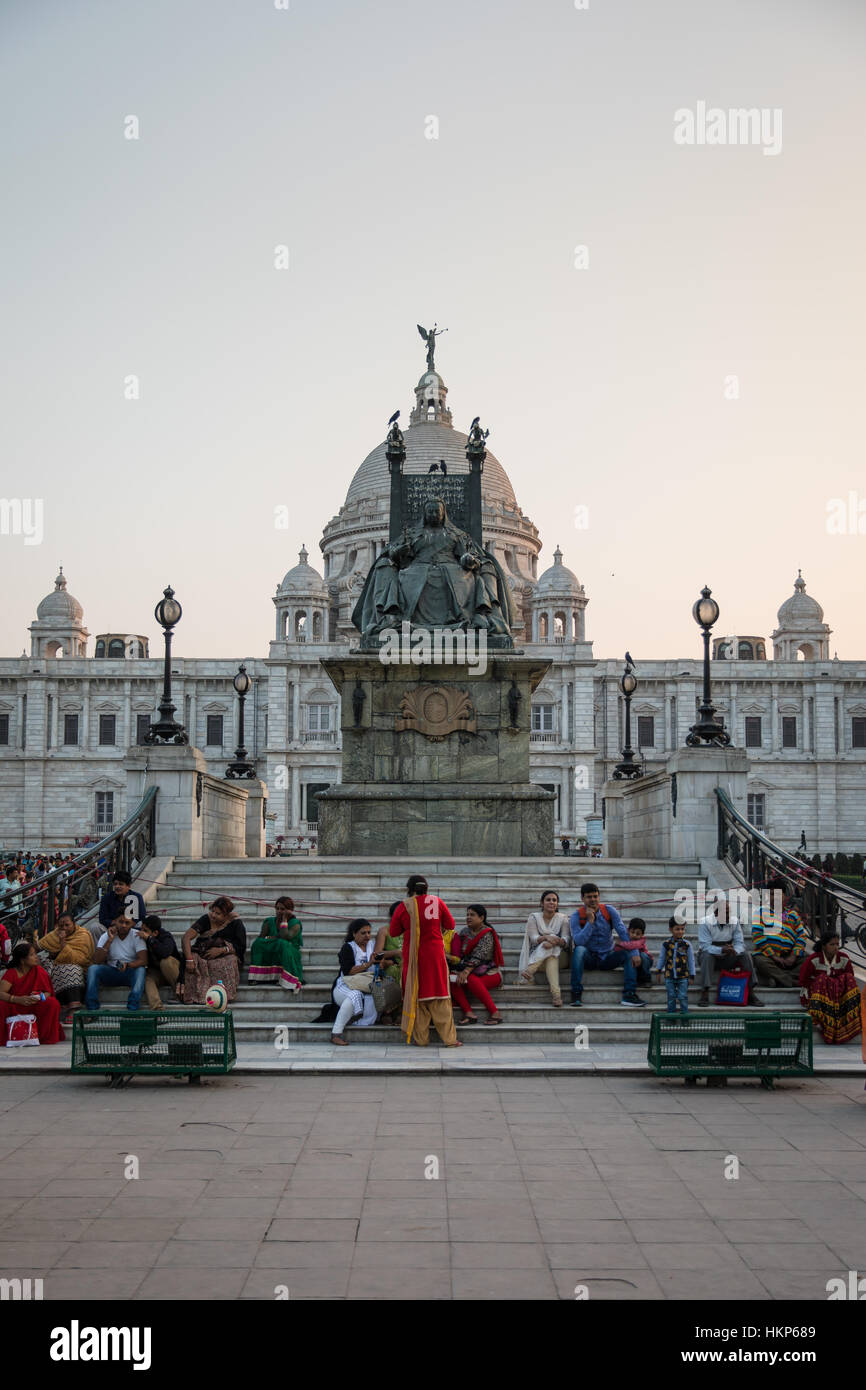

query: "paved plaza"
(0, 1070), (864, 1301)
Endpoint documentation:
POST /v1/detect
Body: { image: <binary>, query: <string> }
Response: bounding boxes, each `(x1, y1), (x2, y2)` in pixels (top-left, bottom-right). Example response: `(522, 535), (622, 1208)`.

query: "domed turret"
(29, 568), (89, 658)
(529, 546), (587, 642)
(772, 572), (831, 661)
(274, 547), (329, 643)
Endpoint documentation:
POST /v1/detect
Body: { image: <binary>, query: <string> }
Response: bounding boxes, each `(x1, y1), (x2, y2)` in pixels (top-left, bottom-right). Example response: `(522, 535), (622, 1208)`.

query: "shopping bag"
(716, 970), (750, 1006)
(6, 1014), (39, 1047)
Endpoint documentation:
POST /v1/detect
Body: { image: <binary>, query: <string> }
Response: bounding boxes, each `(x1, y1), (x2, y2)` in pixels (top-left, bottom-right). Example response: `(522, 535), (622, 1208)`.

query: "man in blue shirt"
(568, 883), (646, 1008)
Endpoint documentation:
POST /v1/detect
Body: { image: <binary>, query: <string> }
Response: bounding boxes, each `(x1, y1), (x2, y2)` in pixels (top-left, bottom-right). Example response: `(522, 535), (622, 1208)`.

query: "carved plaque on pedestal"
(395, 685), (477, 741)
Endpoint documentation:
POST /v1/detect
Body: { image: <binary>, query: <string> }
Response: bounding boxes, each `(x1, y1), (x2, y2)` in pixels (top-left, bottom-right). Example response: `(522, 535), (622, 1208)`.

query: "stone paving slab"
(0, 1071), (862, 1302)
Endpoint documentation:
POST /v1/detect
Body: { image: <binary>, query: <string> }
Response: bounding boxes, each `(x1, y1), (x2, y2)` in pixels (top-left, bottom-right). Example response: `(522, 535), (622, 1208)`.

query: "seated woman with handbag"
(331, 919), (379, 1046)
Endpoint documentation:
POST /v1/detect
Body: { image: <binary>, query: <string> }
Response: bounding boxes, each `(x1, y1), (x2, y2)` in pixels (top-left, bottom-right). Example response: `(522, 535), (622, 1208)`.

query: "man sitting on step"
(696, 900), (765, 1007)
(568, 883), (647, 1008)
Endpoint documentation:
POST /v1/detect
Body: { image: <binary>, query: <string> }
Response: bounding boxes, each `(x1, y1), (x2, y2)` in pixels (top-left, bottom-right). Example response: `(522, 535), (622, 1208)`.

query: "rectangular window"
(98, 714), (116, 746)
(0, 714), (8, 746)
(63, 713), (79, 746)
(136, 714), (152, 745)
(747, 793), (765, 829)
(532, 704), (554, 733)
(307, 704), (331, 733)
(853, 717), (866, 749)
(206, 715), (224, 746)
(95, 791), (114, 827)
(744, 716), (762, 748)
(637, 715), (655, 749)
(781, 716), (797, 749)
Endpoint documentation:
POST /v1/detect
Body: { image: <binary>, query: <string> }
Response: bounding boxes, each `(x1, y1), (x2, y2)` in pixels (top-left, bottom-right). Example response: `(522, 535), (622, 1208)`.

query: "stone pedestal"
(607, 746), (750, 862)
(126, 746), (258, 859)
(317, 653), (555, 857)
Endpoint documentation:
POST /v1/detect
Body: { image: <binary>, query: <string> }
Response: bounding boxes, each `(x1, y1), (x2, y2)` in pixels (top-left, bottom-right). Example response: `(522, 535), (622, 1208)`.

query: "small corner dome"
(777, 571), (824, 627)
(278, 546), (327, 595)
(36, 568), (84, 622)
(536, 546), (582, 595)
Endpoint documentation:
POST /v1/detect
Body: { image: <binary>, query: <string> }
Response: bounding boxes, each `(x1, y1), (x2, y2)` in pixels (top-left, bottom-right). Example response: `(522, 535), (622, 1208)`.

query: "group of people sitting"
(0, 868), (862, 1055)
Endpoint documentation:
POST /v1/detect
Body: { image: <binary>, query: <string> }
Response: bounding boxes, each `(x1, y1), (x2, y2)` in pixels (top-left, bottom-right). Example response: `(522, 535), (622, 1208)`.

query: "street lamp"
(613, 664), (642, 779)
(226, 664), (256, 778)
(685, 585), (731, 747)
(145, 586), (188, 745)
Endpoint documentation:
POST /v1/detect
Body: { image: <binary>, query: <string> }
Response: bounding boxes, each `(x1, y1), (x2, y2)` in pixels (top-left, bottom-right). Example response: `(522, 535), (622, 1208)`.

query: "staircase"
(132, 856), (803, 1048)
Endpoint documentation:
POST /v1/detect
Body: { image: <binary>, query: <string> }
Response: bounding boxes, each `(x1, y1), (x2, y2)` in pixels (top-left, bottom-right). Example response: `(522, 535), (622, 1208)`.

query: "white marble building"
(1, 363), (864, 854)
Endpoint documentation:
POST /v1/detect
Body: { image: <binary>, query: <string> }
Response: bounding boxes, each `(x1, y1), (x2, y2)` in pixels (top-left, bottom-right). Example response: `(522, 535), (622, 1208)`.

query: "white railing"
(302, 730), (337, 743)
(94, 823), (114, 836)
(530, 731), (558, 743)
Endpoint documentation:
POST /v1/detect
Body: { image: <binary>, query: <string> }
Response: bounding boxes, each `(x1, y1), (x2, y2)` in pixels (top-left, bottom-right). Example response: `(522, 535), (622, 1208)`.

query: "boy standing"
(655, 917), (695, 1014)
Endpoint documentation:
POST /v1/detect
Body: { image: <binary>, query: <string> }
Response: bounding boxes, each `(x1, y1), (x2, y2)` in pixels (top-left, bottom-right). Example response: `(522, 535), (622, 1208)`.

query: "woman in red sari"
(0, 942), (65, 1044)
(389, 875), (462, 1048)
(798, 933), (861, 1045)
(450, 905), (505, 1025)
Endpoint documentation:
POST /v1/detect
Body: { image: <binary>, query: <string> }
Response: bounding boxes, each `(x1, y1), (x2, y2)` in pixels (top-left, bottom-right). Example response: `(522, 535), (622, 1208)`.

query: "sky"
(1, 0), (864, 661)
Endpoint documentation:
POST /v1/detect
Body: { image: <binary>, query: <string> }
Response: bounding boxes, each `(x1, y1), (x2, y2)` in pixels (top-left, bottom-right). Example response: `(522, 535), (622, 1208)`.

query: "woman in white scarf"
(518, 890), (571, 1007)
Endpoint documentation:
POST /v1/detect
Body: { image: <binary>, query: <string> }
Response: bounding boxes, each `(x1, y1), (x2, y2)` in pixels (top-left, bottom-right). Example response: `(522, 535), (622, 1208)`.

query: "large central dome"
(345, 421), (519, 511)
(318, 349), (541, 644)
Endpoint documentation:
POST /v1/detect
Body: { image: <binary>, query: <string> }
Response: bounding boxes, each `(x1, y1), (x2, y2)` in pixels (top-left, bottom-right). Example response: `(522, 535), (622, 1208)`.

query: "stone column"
(770, 683), (779, 752)
(121, 679), (131, 749)
(290, 764), (301, 828)
(665, 746), (749, 862)
(125, 745), (208, 858)
(292, 681), (301, 743)
(601, 781), (625, 857)
(242, 780), (268, 857)
(561, 669), (568, 743)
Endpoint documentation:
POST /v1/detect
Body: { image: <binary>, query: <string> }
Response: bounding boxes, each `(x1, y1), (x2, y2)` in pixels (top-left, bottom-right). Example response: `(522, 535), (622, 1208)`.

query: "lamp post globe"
(613, 660), (642, 779)
(226, 663), (256, 779)
(686, 584), (731, 747)
(144, 586), (188, 745)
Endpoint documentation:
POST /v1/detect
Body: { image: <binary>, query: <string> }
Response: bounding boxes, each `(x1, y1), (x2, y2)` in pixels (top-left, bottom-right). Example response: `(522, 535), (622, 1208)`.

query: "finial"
(55, 567), (66, 590)
(553, 545), (563, 564)
(299, 545), (308, 565)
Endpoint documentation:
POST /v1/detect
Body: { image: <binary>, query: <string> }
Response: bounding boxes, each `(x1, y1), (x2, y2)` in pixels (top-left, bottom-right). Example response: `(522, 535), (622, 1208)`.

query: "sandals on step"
(485, 1013), (503, 1025)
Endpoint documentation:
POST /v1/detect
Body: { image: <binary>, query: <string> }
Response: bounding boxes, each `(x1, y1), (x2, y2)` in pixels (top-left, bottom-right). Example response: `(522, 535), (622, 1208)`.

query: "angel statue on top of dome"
(417, 323), (447, 372)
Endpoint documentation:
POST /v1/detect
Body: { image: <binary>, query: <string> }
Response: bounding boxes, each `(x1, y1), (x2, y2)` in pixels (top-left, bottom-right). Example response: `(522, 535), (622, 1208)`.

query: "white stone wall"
(1, 645), (864, 856)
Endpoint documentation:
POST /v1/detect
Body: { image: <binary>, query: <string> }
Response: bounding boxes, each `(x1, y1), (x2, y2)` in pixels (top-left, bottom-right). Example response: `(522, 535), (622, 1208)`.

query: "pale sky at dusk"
(1, 0), (864, 660)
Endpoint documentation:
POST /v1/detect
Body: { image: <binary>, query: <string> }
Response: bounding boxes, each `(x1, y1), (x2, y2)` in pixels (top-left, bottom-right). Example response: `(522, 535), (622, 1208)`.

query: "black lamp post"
(145, 586), (188, 745)
(226, 664), (256, 778)
(613, 664), (642, 779)
(685, 585), (731, 747)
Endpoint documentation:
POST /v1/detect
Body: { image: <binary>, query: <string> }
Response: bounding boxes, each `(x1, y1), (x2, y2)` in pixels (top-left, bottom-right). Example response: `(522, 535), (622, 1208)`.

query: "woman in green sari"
(250, 896), (303, 991)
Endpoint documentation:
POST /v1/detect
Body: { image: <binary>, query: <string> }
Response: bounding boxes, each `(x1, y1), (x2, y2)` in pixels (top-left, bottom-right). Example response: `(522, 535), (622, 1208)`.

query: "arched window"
(539, 613), (549, 640)
(312, 611), (322, 639)
(756, 644), (765, 660)
(95, 640), (105, 658)
(738, 642), (753, 660)
(797, 643), (814, 661)
(108, 639), (125, 659)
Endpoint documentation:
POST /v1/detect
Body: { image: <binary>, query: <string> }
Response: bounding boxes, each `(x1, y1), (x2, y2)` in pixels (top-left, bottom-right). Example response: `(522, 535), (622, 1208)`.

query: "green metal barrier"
(71, 1009), (237, 1085)
(647, 1011), (813, 1089)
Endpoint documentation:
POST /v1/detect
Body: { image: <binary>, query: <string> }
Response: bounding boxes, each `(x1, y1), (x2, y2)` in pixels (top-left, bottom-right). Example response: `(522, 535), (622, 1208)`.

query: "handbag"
(6, 1014), (39, 1047)
(716, 970), (750, 1006)
(347, 970), (374, 994)
(371, 973), (402, 1016)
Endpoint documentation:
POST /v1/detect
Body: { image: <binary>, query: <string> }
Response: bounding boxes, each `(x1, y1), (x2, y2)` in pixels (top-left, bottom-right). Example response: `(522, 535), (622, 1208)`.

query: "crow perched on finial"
(439, 458), (447, 475)
(625, 651), (636, 670)
(388, 410), (400, 426)
(428, 462), (439, 473)
(470, 416), (480, 429)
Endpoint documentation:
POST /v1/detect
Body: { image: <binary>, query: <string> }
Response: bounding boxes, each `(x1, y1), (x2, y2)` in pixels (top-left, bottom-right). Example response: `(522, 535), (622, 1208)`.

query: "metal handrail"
(715, 788), (866, 962)
(0, 788), (158, 943)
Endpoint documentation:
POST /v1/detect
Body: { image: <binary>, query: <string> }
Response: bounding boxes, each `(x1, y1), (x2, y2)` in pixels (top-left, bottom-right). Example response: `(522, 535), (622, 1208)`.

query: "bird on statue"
(439, 459), (447, 475)
(427, 462), (440, 473)
(388, 410), (400, 426)
(470, 416), (480, 429)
